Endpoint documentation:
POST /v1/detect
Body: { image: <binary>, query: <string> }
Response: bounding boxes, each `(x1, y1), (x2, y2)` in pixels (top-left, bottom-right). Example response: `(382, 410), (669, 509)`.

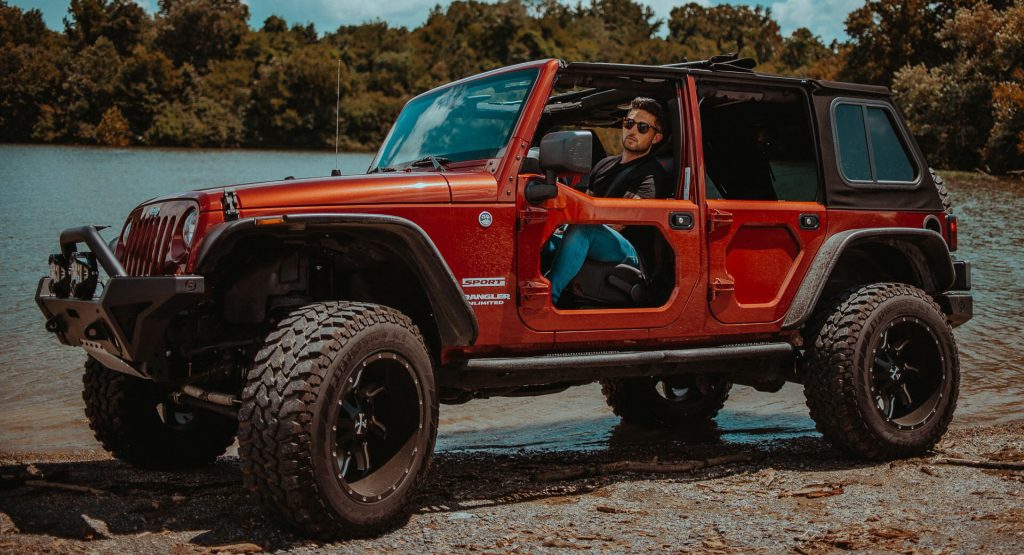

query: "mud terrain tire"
(82, 357), (237, 468)
(801, 283), (959, 460)
(601, 372), (731, 428)
(238, 302), (437, 538)
(930, 169), (952, 213)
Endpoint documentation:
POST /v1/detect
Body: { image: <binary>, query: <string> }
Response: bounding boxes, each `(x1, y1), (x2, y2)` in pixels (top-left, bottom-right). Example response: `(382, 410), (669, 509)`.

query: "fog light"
(48, 253), (71, 298)
(69, 252), (99, 300)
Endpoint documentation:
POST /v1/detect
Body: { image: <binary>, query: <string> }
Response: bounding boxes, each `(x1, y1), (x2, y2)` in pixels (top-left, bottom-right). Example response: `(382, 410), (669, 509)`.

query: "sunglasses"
(622, 118), (660, 134)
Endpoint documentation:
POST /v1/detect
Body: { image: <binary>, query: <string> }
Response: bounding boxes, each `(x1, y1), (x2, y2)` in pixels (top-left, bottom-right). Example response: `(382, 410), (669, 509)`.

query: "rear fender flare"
(194, 213), (478, 346)
(782, 228), (954, 330)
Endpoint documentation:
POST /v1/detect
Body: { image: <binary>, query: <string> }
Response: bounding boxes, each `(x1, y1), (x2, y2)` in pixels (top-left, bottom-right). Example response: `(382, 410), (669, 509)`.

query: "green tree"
(117, 45), (181, 139)
(64, 0), (148, 55)
(33, 36), (124, 143)
(892, 1), (1024, 172)
(0, 1), (62, 141)
(779, 28), (832, 74)
(248, 42), (345, 147)
(155, 0), (249, 69)
(668, 3), (782, 64)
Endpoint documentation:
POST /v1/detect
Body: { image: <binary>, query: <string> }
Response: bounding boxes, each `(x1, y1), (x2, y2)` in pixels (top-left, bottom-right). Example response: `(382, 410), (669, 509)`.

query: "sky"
(13, 0), (862, 44)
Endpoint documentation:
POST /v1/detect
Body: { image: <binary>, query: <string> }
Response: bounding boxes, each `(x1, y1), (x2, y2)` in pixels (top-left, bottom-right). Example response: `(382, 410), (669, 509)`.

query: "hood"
(151, 172), (454, 212)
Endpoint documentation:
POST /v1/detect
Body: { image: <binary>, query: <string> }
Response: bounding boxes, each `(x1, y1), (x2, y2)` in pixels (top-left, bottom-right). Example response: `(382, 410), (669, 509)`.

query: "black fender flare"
(193, 213), (478, 346)
(782, 228), (955, 330)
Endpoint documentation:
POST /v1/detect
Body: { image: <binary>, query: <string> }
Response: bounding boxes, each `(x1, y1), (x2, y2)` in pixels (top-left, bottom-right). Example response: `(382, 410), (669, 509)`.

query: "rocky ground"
(1, 421), (1022, 555)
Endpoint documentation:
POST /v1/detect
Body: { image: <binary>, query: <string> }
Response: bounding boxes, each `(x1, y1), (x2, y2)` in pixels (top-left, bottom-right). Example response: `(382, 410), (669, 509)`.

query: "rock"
(206, 542), (264, 554)
(0, 512), (19, 535)
(448, 512), (475, 521)
(24, 465), (43, 479)
(779, 483), (845, 499)
(170, 493), (187, 503)
(542, 537), (575, 548)
(80, 514), (111, 540)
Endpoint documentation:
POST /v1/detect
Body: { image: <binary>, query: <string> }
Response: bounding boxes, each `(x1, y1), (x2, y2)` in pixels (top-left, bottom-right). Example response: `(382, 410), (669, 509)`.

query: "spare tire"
(930, 169), (951, 214)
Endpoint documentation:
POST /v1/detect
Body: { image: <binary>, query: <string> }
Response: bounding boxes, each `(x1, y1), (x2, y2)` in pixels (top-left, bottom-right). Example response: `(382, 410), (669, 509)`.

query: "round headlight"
(182, 209), (199, 246)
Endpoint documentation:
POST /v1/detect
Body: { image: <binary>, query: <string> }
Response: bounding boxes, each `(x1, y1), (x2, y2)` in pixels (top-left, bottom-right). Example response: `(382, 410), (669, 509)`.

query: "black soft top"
(558, 59), (944, 212)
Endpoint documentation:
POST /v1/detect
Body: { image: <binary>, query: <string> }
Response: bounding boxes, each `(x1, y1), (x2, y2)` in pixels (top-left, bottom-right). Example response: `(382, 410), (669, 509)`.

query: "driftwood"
(535, 452), (757, 482)
(24, 480), (108, 495)
(933, 457), (1024, 471)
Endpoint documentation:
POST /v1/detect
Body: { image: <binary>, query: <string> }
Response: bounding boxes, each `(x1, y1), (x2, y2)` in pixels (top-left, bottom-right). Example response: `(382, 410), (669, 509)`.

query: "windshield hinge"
(222, 188), (240, 222)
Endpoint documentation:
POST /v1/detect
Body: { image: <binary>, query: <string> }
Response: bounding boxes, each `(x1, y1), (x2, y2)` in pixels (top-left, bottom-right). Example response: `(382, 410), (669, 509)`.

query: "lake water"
(1, 144), (1021, 456)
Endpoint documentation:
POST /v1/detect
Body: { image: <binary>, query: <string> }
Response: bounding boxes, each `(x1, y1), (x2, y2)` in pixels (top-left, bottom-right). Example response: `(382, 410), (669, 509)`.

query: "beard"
(621, 136), (649, 154)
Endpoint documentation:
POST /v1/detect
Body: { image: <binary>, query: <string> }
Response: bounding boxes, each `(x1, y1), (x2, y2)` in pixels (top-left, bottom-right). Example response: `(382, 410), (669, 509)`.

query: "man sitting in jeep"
(545, 96), (670, 305)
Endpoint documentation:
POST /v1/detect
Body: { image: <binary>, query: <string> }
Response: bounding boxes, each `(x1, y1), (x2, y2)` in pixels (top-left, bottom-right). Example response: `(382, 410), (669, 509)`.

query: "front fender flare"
(782, 228), (954, 330)
(193, 213), (478, 346)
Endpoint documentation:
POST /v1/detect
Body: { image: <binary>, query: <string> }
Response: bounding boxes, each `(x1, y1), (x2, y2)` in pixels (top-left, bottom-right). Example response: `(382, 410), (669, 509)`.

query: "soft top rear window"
(832, 99), (919, 186)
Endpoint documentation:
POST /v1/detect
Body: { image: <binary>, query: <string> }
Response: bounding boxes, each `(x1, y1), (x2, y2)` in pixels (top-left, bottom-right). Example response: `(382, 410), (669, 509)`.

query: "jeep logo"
(461, 277), (505, 288)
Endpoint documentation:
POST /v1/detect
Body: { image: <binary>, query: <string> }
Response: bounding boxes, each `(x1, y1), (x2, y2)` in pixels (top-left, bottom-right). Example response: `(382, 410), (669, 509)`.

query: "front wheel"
(801, 283), (959, 460)
(82, 358), (237, 468)
(238, 302), (438, 538)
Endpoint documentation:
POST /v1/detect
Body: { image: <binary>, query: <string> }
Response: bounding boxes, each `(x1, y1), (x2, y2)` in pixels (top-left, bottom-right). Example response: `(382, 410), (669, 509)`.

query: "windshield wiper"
(369, 166), (397, 174)
(408, 156), (450, 172)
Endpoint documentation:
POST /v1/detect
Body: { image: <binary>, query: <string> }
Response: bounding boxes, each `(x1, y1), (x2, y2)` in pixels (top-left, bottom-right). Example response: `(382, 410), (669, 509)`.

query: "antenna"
(331, 57), (342, 177)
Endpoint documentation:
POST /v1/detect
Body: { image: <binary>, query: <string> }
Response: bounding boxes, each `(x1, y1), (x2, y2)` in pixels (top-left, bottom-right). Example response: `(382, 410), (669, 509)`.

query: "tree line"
(1, 0), (1021, 173)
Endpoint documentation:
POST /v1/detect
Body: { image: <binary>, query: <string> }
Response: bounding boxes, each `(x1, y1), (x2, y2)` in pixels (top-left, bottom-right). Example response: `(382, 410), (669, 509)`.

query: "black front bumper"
(36, 225), (206, 378)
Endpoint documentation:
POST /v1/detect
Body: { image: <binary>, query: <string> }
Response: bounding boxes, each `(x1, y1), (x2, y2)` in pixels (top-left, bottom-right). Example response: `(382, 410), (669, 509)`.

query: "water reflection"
(436, 383), (818, 455)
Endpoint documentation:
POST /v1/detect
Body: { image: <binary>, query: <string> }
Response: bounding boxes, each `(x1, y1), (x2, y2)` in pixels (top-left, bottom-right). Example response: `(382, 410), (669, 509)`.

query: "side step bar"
(442, 343), (795, 390)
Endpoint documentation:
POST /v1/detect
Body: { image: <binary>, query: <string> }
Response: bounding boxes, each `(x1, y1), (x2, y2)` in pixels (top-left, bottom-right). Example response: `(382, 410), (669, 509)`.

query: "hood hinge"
(222, 188), (240, 221)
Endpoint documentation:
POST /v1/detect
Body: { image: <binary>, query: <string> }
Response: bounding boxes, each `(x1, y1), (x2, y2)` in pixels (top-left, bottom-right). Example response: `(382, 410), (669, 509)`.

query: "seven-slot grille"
(119, 201), (195, 276)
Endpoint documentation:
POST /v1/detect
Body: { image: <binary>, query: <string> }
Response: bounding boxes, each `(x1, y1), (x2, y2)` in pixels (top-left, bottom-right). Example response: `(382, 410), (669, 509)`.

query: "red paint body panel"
(446, 171), (499, 203)
(232, 174), (451, 208)
(515, 184), (702, 332)
(706, 200), (827, 324)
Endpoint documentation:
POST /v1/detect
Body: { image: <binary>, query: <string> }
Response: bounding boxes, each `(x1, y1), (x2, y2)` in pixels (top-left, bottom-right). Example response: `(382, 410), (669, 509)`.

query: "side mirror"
(523, 131), (594, 205)
(539, 130), (593, 176)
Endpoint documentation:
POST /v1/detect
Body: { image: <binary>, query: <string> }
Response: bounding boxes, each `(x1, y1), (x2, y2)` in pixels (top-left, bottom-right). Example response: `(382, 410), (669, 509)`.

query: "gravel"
(1, 421), (1021, 554)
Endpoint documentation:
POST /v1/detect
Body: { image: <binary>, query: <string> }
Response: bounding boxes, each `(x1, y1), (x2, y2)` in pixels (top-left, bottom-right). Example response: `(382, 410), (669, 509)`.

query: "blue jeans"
(545, 224), (639, 304)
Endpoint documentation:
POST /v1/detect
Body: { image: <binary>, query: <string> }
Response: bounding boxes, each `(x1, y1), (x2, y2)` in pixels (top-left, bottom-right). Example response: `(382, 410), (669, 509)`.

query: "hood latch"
(222, 188), (240, 222)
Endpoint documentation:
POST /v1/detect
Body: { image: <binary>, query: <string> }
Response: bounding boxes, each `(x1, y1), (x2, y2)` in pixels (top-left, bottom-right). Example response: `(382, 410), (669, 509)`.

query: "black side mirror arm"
(525, 174), (558, 204)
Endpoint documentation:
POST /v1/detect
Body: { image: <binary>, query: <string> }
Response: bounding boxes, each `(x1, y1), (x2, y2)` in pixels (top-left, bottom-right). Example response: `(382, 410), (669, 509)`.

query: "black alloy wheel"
(332, 351), (425, 503)
(868, 317), (946, 430)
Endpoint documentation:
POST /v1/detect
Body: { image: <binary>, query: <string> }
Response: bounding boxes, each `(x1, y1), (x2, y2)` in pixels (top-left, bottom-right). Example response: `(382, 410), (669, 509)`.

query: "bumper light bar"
(69, 252), (99, 300)
(48, 254), (70, 298)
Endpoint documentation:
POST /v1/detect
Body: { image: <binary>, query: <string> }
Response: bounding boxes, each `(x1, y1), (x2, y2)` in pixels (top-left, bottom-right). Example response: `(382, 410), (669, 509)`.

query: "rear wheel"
(82, 358), (237, 468)
(801, 283), (959, 460)
(238, 302), (437, 538)
(601, 371), (731, 428)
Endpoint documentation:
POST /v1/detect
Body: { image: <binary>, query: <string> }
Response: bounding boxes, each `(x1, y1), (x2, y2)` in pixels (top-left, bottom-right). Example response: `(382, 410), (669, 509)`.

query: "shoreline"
(2, 420), (1021, 554)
